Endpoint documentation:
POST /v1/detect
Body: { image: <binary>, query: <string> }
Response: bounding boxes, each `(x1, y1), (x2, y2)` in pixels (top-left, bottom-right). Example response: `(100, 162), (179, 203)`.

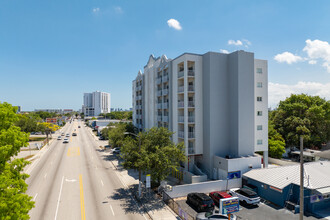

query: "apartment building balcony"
(178, 131), (184, 139)
(178, 116), (184, 123)
(162, 75), (169, 82)
(188, 132), (195, 139)
(137, 124), (142, 129)
(178, 101), (184, 108)
(157, 90), (162, 96)
(188, 116), (195, 123)
(156, 77), (162, 84)
(188, 101), (195, 108)
(157, 103), (162, 109)
(135, 105), (141, 110)
(157, 115), (162, 121)
(178, 86), (184, 93)
(188, 70), (195, 77)
(188, 147), (195, 155)
(136, 114), (142, 119)
(163, 89), (169, 96)
(178, 71), (184, 78)
(188, 85), (195, 92)
(162, 116), (168, 122)
(162, 102), (169, 109)
(136, 85), (142, 91)
(136, 95), (142, 100)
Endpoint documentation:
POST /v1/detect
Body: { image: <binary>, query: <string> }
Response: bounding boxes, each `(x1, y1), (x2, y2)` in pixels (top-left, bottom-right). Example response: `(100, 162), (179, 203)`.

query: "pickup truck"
(229, 188), (260, 205)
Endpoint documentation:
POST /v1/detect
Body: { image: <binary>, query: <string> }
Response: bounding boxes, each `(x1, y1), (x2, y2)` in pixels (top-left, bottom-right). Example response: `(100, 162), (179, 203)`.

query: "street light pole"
(300, 136), (304, 220)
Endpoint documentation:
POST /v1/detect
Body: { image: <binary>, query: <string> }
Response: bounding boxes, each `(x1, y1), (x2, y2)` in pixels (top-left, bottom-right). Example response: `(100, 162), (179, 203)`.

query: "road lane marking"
(67, 147), (80, 157)
(65, 178), (77, 182)
(79, 174), (86, 220)
(54, 176), (64, 220)
(44, 173), (47, 179)
(100, 180), (104, 187)
(109, 205), (115, 216)
(33, 193), (38, 201)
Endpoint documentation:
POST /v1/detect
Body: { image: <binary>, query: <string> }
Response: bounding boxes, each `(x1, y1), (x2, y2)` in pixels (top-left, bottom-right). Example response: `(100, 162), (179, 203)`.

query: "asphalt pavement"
(26, 120), (148, 220)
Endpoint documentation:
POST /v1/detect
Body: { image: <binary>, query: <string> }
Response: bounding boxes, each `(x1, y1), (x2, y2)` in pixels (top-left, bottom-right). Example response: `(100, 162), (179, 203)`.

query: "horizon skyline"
(1, 1), (330, 110)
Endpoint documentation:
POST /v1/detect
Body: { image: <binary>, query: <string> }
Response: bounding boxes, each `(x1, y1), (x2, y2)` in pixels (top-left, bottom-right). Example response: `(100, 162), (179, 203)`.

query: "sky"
(1, 0), (330, 111)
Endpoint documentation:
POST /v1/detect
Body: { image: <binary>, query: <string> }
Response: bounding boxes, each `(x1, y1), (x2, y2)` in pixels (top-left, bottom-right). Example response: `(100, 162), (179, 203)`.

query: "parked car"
(197, 211), (237, 220)
(112, 148), (120, 154)
(66, 133), (70, 137)
(209, 191), (232, 206)
(187, 193), (215, 212)
(229, 188), (260, 205)
(61, 133), (65, 136)
(63, 138), (69, 143)
(78, 126), (81, 128)
(57, 136), (62, 140)
(72, 133), (77, 136)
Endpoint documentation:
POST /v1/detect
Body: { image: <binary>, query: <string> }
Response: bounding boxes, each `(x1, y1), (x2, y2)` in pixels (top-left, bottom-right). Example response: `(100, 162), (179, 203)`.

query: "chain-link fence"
(163, 192), (195, 220)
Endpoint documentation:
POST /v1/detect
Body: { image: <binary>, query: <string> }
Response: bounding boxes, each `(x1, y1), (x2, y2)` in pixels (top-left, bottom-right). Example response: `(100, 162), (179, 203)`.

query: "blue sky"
(1, 0), (330, 110)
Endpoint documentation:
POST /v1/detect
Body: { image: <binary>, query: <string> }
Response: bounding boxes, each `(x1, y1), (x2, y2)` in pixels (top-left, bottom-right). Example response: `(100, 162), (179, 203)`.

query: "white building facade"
(133, 51), (268, 181)
(83, 91), (111, 117)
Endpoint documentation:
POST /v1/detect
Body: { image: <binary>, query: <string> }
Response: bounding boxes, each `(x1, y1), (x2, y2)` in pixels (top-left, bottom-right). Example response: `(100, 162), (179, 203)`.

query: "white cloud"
(167, 19), (182, 30)
(114, 6), (123, 14)
(228, 40), (243, 46)
(242, 39), (251, 48)
(303, 39), (330, 72)
(92, 7), (100, 13)
(309, 60), (317, 65)
(269, 81), (330, 108)
(274, 52), (303, 64)
(220, 49), (229, 54)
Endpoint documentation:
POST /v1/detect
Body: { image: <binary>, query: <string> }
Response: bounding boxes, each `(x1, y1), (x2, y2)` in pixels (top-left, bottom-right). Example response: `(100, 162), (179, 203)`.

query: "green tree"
(121, 127), (186, 186)
(268, 121), (286, 158)
(15, 114), (39, 133)
(271, 94), (330, 148)
(108, 124), (126, 148)
(0, 102), (34, 219)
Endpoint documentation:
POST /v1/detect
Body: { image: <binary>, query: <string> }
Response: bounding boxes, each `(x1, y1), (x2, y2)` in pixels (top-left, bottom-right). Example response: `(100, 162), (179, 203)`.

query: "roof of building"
(243, 161), (330, 191)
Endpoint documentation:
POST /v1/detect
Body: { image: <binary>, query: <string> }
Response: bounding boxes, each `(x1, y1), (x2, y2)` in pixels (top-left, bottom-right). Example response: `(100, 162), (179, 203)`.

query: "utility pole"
(300, 136), (304, 220)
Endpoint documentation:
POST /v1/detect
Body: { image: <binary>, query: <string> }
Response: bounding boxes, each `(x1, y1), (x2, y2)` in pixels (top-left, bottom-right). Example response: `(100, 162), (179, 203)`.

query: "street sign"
(220, 197), (239, 214)
(227, 171), (241, 179)
(146, 174), (151, 188)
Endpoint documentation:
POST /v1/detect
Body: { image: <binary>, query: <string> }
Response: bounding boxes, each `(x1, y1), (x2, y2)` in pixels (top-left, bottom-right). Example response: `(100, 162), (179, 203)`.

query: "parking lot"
(174, 197), (323, 220)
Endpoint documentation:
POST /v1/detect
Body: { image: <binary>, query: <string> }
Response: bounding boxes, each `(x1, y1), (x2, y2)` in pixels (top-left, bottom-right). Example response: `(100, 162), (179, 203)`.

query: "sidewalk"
(88, 127), (179, 220)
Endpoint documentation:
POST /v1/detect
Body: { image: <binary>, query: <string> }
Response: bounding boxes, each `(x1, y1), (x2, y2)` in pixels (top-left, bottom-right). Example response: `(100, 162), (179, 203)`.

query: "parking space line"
(109, 204), (115, 216)
(33, 193), (38, 201)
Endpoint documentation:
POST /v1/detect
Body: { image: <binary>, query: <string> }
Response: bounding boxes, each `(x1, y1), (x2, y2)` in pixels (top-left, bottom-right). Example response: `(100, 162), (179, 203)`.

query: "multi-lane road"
(26, 120), (147, 220)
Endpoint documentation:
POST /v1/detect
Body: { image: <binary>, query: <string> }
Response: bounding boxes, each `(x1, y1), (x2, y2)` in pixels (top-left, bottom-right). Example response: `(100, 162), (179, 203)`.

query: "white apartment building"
(132, 50), (268, 182)
(82, 91), (111, 117)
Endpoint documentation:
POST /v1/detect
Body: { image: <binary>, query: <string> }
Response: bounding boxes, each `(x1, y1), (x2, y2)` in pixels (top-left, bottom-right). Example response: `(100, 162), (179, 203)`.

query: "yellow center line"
(67, 148), (71, 156)
(79, 174), (86, 220)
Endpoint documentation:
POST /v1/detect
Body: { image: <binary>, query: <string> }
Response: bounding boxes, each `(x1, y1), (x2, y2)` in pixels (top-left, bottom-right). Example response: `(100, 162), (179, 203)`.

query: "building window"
(257, 125), (262, 130)
(257, 68), (263, 74)
(257, 82), (263, 88)
(257, 111), (262, 116)
(257, 97), (262, 102)
(257, 139), (263, 145)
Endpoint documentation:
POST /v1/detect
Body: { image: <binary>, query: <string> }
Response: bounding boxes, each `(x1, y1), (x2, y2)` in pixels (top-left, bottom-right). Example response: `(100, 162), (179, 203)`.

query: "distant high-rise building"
(82, 91), (111, 116)
(132, 50), (268, 182)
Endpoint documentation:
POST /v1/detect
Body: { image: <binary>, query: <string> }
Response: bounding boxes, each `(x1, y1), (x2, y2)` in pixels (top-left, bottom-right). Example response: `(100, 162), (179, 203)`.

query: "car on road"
(57, 136), (62, 140)
(209, 191), (232, 206)
(187, 193), (215, 212)
(72, 133), (77, 136)
(229, 188), (260, 205)
(196, 211), (237, 220)
(112, 147), (120, 154)
(63, 138), (69, 143)
(78, 126), (81, 128)
(61, 133), (65, 136)
(66, 133), (70, 137)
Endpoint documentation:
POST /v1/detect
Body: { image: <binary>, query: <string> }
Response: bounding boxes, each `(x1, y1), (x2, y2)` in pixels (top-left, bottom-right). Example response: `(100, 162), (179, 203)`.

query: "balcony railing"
(188, 147), (195, 155)
(162, 116), (168, 122)
(157, 103), (162, 109)
(188, 116), (195, 123)
(157, 116), (162, 121)
(178, 86), (184, 93)
(136, 95), (142, 100)
(178, 101), (184, 108)
(163, 89), (169, 96)
(162, 102), (169, 109)
(188, 132), (195, 139)
(188, 85), (194, 92)
(178, 116), (184, 123)
(188, 70), (195, 76)
(156, 78), (162, 84)
(188, 101), (195, 107)
(178, 131), (184, 138)
(178, 71), (184, 78)
(136, 105), (142, 109)
(136, 85), (141, 91)
(157, 90), (162, 96)
(162, 75), (169, 82)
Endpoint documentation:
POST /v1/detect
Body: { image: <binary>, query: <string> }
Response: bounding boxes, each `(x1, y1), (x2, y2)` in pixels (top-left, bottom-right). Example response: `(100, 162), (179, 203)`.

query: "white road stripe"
(54, 176), (64, 220)
(109, 205), (115, 216)
(100, 180), (104, 187)
(33, 193), (38, 201)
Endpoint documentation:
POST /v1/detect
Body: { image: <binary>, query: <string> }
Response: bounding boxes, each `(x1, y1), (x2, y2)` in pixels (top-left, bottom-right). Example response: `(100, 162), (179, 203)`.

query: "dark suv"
(187, 193), (215, 212)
